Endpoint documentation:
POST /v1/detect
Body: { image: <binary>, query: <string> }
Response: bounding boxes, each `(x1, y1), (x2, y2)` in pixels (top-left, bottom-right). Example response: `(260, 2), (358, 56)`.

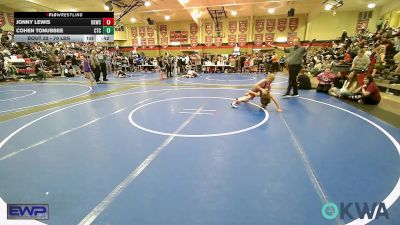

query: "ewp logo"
(321, 202), (389, 220)
(7, 204), (49, 220)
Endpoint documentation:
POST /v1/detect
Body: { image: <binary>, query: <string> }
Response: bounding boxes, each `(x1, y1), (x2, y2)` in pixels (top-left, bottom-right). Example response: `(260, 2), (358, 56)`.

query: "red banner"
(254, 34), (263, 46)
(0, 13), (5, 27)
(147, 27), (154, 37)
(287, 32), (297, 44)
(277, 18), (287, 32)
(239, 20), (247, 33)
(160, 37), (168, 48)
(356, 19), (369, 32)
(265, 33), (274, 44)
(238, 34), (247, 46)
(214, 36), (222, 47)
(205, 23), (213, 35)
(139, 26), (146, 37)
(289, 18), (298, 31)
(229, 21), (237, 34)
(147, 38), (155, 48)
(266, 19), (276, 32)
(190, 23), (198, 35)
(205, 36), (212, 47)
(131, 27), (137, 38)
(160, 24), (167, 37)
(132, 38), (139, 47)
(140, 38), (147, 48)
(190, 36), (198, 47)
(228, 35), (236, 46)
(255, 19), (265, 33)
(7, 13), (14, 26)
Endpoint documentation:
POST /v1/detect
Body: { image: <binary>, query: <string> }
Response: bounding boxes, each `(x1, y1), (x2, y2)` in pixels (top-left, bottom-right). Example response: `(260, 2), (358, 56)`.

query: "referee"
(270, 37), (314, 97)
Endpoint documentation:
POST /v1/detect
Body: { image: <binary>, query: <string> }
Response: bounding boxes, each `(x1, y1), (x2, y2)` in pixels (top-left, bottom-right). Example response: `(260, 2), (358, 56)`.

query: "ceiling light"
(70, 8), (77, 12)
(268, 8), (275, 14)
(324, 4), (333, 10)
(231, 10), (237, 16)
(104, 5), (110, 10)
(180, 0), (189, 4)
(130, 17), (136, 22)
(367, 3), (376, 9)
(144, 1), (151, 7)
(164, 15), (171, 20)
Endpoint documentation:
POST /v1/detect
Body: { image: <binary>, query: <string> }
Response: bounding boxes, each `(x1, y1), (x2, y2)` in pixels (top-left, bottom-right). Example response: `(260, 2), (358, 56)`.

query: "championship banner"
(160, 37), (168, 48)
(228, 35), (236, 46)
(289, 18), (299, 31)
(277, 18), (287, 32)
(239, 20), (247, 33)
(214, 36), (222, 47)
(190, 36), (198, 47)
(238, 34), (247, 46)
(190, 23), (198, 35)
(356, 19), (369, 32)
(140, 38), (147, 48)
(147, 38), (155, 48)
(160, 24), (167, 37)
(139, 26), (146, 37)
(265, 33), (274, 44)
(132, 38), (139, 47)
(147, 27), (154, 37)
(7, 13), (14, 26)
(205, 36), (212, 47)
(0, 13), (5, 27)
(255, 19), (265, 33)
(254, 33), (263, 46)
(131, 27), (137, 38)
(229, 21), (237, 33)
(287, 31), (297, 44)
(266, 19), (276, 32)
(205, 23), (213, 35)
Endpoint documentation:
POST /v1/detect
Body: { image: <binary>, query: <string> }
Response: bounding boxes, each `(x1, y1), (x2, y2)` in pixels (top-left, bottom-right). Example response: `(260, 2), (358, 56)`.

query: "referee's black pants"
(286, 64), (302, 95)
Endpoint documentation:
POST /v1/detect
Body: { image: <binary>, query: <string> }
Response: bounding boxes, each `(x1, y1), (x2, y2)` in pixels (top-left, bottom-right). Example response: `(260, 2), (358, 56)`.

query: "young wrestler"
(231, 73), (282, 112)
(82, 55), (96, 86)
(182, 69), (199, 78)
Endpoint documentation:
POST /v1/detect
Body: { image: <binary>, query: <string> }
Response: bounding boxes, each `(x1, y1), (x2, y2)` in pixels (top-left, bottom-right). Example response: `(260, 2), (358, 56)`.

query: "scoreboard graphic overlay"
(14, 12), (114, 43)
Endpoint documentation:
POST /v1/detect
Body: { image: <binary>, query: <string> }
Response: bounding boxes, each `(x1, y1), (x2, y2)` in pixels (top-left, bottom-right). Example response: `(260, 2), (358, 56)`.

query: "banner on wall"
(239, 20), (247, 33)
(132, 38), (139, 47)
(147, 27), (154, 37)
(228, 35), (236, 46)
(205, 36), (212, 47)
(287, 31), (297, 44)
(356, 19), (369, 32)
(0, 13), (5, 27)
(6, 13), (13, 26)
(190, 36), (198, 47)
(140, 38), (147, 48)
(160, 37), (168, 48)
(214, 36), (222, 47)
(160, 25), (167, 37)
(139, 26), (146, 37)
(254, 34), (263, 46)
(265, 33), (274, 44)
(205, 23), (213, 35)
(147, 38), (155, 48)
(190, 23), (198, 35)
(131, 27), (137, 38)
(238, 34), (247, 46)
(229, 21), (237, 33)
(266, 19), (276, 32)
(255, 19), (265, 33)
(289, 18), (298, 31)
(277, 18), (287, 32)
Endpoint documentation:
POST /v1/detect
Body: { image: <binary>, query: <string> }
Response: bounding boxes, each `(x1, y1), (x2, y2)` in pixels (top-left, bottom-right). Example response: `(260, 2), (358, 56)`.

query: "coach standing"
(270, 37), (313, 97)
